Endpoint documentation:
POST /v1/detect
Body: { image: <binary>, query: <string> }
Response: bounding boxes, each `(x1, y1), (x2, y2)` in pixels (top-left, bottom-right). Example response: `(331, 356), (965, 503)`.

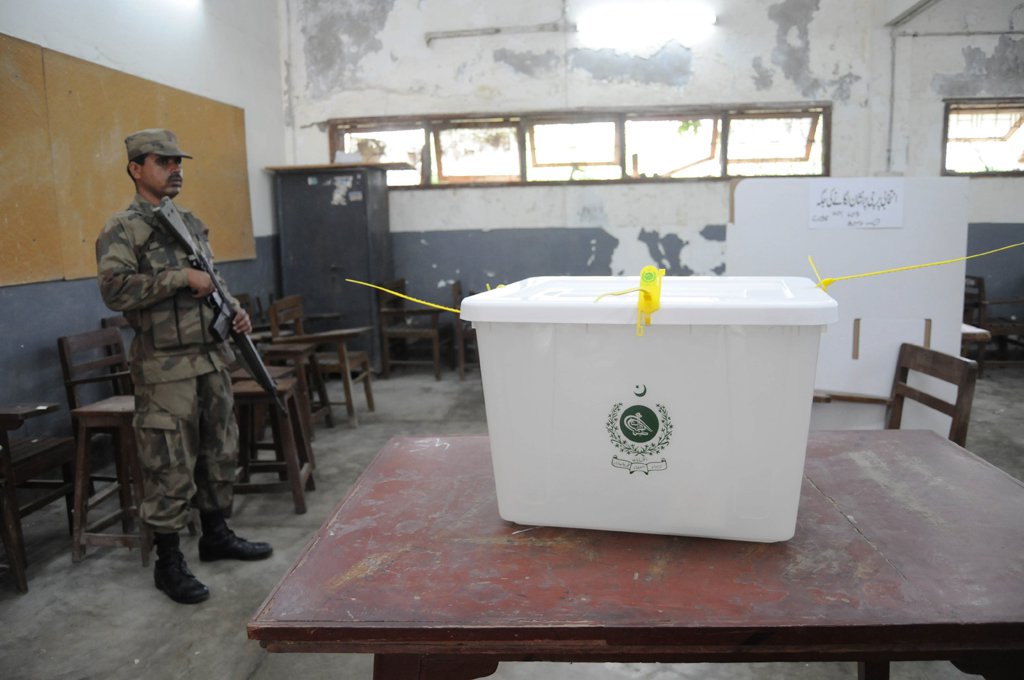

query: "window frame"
(941, 99), (1024, 178)
(432, 118), (523, 184)
(623, 114), (722, 179)
(328, 104), (832, 189)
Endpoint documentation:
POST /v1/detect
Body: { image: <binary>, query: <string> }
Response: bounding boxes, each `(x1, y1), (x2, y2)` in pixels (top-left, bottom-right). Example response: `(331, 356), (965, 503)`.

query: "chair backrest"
(269, 295), (306, 337)
(377, 279), (407, 315)
(100, 315), (134, 356)
(450, 280), (464, 308)
(886, 342), (978, 447)
(100, 315), (129, 330)
(964, 275), (985, 324)
(57, 327), (133, 410)
(235, 293), (254, 318)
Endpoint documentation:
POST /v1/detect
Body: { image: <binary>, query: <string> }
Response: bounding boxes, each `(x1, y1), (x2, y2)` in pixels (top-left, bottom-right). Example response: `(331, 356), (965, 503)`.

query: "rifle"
(154, 197), (286, 412)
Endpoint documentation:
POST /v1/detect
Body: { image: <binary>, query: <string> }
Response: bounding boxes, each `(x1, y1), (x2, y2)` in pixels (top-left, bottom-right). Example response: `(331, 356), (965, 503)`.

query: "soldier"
(96, 129), (272, 604)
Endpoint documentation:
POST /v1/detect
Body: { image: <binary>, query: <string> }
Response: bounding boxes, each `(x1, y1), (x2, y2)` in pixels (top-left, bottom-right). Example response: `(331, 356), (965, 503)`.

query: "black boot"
(197, 510), (273, 562)
(153, 532), (210, 604)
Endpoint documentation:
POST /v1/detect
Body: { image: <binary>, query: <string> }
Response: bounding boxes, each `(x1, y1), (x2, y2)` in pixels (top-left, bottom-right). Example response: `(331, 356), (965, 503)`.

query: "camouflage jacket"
(96, 194), (236, 385)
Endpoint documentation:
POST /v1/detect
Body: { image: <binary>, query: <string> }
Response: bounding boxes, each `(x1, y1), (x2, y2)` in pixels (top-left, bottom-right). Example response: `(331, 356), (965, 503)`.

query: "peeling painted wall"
(277, 0), (1022, 292)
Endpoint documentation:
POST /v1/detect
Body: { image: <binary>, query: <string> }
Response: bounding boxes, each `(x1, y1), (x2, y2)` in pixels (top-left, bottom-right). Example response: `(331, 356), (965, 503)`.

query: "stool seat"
(232, 378), (314, 514)
(230, 364), (295, 382)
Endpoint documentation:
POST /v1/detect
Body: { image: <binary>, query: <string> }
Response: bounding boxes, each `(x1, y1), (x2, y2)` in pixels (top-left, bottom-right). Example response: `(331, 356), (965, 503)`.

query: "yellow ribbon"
(345, 279), (462, 314)
(810, 241), (1024, 291)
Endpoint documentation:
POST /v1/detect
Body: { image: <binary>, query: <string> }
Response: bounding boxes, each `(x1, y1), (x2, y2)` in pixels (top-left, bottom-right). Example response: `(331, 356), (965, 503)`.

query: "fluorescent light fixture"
(575, 0), (717, 53)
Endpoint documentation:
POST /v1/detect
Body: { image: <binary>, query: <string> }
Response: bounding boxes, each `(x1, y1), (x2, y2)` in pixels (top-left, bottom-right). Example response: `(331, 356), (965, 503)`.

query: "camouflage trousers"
(133, 369), (238, 532)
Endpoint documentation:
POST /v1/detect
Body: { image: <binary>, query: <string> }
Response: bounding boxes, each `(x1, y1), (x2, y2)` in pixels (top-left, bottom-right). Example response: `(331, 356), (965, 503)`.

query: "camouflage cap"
(125, 129), (193, 161)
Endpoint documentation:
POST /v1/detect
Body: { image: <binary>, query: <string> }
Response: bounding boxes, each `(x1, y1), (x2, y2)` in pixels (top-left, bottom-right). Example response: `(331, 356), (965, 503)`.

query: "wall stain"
(752, 56), (774, 90)
(393, 228), (619, 299)
(493, 48), (563, 77)
(700, 224), (726, 242)
(638, 229), (694, 276)
(760, 0), (860, 101)
(298, 0), (395, 98)
(568, 42), (694, 87)
(932, 36), (1024, 97)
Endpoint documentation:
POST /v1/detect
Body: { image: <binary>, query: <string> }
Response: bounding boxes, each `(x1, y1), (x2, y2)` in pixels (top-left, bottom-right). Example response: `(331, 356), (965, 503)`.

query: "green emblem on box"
(607, 385), (673, 475)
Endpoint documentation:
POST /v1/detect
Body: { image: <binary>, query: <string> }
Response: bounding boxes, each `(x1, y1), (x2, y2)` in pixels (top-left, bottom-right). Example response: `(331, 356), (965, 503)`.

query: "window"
(943, 101), (1024, 176)
(527, 120), (621, 181)
(337, 127), (425, 186)
(329, 105), (830, 187)
(434, 121), (519, 184)
(624, 116), (720, 178)
(726, 112), (824, 177)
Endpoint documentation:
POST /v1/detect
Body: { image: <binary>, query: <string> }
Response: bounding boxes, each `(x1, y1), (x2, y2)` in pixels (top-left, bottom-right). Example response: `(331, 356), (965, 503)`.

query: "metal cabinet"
(270, 165), (393, 368)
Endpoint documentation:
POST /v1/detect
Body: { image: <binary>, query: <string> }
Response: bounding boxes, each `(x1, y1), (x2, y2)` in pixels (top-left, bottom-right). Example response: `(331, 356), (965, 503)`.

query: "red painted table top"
(249, 431), (1024, 659)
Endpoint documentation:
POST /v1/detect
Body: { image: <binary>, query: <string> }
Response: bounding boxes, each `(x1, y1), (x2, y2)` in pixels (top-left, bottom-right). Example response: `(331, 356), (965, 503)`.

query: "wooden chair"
(232, 378), (315, 514)
(886, 343), (978, 448)
(56, 327), (150, 564)
(235, 292), (270, 334)
(263, 297), (332, 432)
(269, 295), (374, 425)
(0, 403), (75, 592)
(963, 274), (1024, 375)
(451, 281), (478, 380)
(377, 278), (451, 380)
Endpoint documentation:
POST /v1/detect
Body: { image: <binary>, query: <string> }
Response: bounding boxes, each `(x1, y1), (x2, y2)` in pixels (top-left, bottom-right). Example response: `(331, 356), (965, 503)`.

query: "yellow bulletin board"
(1, 34), (254, 286)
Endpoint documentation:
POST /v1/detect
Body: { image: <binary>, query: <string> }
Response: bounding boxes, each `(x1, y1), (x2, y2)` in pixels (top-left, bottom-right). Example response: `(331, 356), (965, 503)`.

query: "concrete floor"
(1, 365), (1021, 680)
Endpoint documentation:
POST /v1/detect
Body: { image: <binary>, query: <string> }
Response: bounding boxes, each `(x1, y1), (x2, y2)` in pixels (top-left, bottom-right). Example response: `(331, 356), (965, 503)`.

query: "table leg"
(858, 661), (890, 680)
(373, 654), (499, 680)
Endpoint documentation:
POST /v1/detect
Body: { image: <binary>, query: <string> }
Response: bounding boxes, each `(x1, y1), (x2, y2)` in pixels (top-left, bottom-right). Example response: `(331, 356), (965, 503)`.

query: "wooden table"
(248, 432), (1024, 680)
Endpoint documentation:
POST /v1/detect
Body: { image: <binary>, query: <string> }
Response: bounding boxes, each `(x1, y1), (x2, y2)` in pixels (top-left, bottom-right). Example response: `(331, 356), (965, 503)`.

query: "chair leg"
(113, 429), (134, 536)
(858, 661), (890, 680)
(363, 362), (375, 412)
(61, 460), (75, 536)
(433, 336), (442, 380)
(341, 371), (357, 419)
(122, 426), (151, 567)
(1, 480), (29, 592)
(71, 424), (91, 563)
(287, 392), (316, 489)
(308, 355), (335, 428)
(287, 359), (315, 442)
(272, 400), (307, 514)
(381, 335), (392, 378)
(457, 336), (466, 380)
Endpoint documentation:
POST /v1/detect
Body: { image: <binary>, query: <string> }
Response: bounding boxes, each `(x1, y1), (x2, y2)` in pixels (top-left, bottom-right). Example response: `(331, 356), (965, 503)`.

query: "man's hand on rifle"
(232, 307), (252, 335)
(185, 268), (215, 298)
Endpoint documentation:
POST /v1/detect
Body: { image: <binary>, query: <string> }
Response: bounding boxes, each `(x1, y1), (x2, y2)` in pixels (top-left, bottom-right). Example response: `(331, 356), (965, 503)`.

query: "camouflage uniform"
(97, 195), (239, 532)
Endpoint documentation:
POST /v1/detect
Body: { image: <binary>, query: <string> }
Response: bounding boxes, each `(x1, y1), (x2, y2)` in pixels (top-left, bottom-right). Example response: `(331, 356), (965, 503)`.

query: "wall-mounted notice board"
(0, 33), (254, 286)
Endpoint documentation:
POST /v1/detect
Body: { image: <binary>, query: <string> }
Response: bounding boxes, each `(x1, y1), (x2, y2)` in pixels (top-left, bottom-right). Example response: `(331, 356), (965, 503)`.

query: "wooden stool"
(232, 378), (314, 514)
(262, 343), (333, 434)
(70, 395), (150, 564)
(230, 364), (302, 453)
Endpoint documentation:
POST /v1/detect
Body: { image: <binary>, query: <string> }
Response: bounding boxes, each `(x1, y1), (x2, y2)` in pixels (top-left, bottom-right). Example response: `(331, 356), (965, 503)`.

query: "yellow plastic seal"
(637, 265), (665, 335)
(594, 265), (666, 336)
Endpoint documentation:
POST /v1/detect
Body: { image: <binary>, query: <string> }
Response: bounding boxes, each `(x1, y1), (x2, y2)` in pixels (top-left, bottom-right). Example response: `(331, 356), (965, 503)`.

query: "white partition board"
(728, 178), (969, 432)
